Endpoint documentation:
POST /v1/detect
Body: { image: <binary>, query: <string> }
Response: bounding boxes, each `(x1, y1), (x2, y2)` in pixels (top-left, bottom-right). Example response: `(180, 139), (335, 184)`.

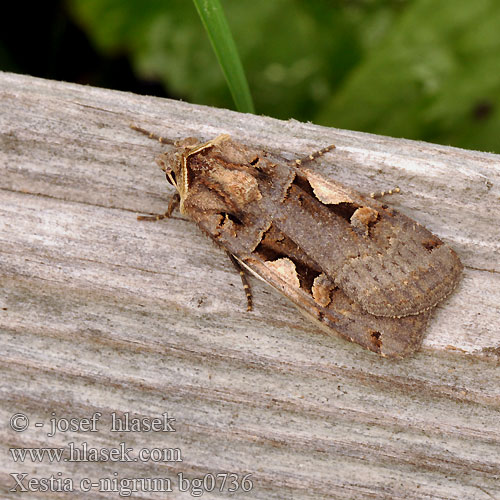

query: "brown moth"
(131, 125), (462, 358)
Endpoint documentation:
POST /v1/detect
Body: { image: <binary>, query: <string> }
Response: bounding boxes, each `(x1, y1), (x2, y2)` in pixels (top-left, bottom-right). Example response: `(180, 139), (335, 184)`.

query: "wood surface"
(0, 71), (499, 499)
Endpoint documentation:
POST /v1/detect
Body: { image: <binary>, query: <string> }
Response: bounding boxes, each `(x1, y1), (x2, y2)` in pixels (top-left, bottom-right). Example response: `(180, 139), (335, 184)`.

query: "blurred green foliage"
(67, 0), (500, 152)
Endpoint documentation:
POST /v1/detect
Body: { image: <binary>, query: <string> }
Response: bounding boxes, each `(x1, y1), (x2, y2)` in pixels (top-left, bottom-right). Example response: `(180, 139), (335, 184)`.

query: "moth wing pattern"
(136, 127), (462, 357)
(295, 167), (463, 318)
(238, 256), (432, 357)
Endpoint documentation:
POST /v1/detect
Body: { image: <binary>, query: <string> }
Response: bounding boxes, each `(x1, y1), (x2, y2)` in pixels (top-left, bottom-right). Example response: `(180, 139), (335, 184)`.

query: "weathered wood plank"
(0, 71), (499, 499)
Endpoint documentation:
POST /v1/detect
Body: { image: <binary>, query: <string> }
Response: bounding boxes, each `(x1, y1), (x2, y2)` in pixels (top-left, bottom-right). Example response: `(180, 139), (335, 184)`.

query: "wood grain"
(0, 71), (499, 499)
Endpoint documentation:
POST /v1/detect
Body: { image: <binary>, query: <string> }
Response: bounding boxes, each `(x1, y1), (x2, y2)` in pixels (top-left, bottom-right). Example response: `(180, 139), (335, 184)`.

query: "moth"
(131, 125), (462, 358)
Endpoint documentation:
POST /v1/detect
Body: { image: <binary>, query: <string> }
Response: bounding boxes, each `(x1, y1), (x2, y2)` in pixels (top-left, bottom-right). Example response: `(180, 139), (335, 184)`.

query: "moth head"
(155, 135), (232, 212)
(155, 148), (191, 208)
(156, 152), (180, 190)
(154, 138), (202, 206)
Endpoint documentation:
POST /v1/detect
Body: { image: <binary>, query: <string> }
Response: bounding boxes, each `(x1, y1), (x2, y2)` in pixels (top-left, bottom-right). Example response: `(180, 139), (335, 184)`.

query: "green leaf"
(315, 0), (500, 152)
(67, 0), (367, 119)
(66, 0), (500, 152)
(192, 0), (254, 113)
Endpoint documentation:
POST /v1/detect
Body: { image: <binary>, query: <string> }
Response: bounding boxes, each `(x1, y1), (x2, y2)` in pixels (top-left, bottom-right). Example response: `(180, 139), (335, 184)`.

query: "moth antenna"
(130, 123), (175, 145)
(370, 187), (401, 199)
(295, 144), (336, 167)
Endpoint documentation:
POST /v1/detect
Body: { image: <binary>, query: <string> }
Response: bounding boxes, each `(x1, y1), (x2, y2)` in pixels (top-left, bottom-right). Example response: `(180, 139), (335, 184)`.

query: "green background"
(3, 0), (500, 153)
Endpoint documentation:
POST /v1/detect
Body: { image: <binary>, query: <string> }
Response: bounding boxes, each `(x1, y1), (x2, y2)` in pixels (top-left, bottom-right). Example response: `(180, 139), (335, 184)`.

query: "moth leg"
(370, 187), (400, 199)
(130, 124), (173, 145)
(294, 144), (336, 167)
(137, 193), (180, 221)
(227, 254), (253, 312)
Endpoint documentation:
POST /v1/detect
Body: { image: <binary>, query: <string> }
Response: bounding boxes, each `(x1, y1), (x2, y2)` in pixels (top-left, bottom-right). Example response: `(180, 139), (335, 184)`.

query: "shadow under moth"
(131, 125), (462, 358)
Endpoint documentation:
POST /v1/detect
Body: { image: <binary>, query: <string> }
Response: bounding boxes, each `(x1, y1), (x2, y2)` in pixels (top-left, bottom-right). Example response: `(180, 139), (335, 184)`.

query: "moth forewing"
(238, 255), (431, 358)
(132, 126), (462, 357)
(271, 165), (463, 319)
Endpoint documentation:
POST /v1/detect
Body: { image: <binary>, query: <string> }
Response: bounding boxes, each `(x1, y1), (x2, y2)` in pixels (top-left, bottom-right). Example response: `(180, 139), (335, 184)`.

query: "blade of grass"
(192, 0), (255, 113)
